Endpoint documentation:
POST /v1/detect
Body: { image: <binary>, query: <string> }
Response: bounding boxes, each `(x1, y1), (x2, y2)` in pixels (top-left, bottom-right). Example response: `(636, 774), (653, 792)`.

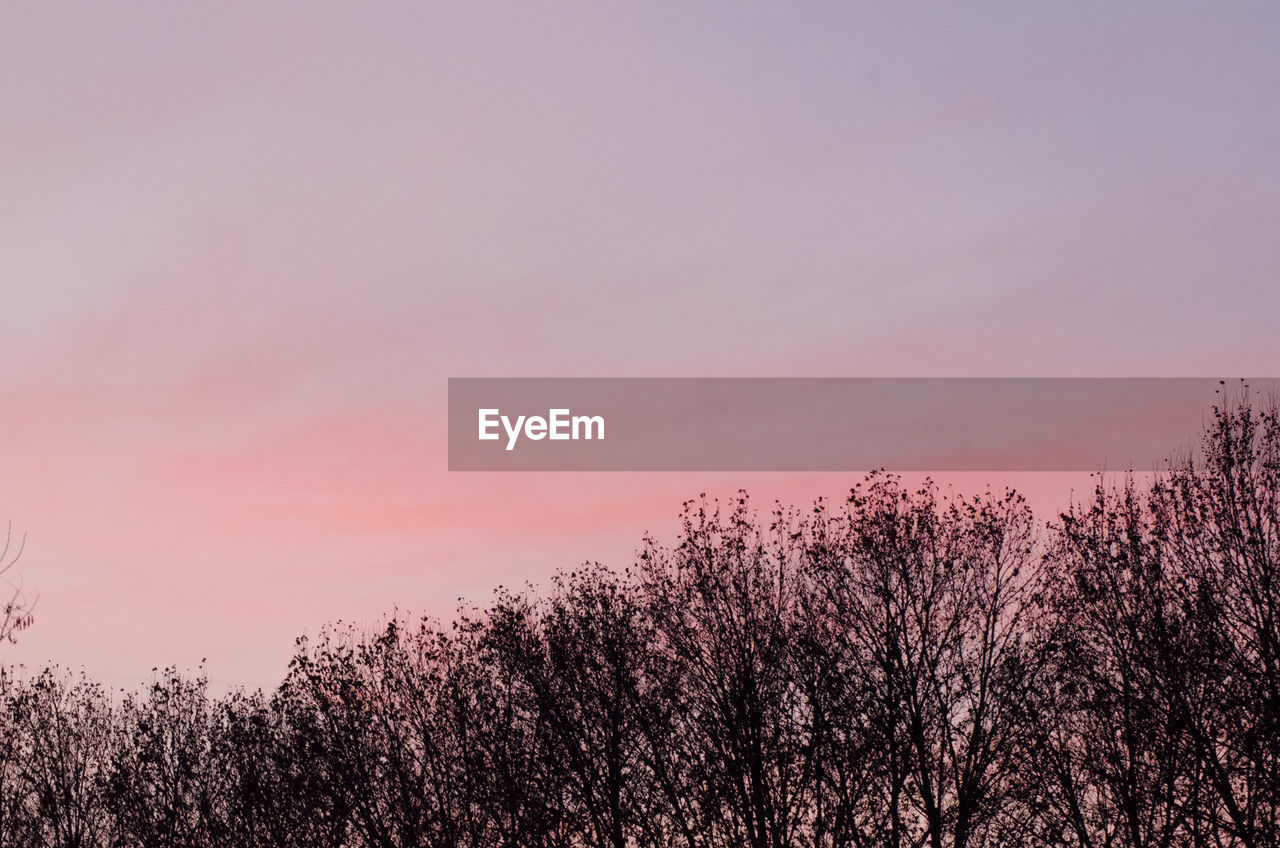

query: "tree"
(0, 523), (35, 646)
(1149, 392), (1280, 847)
(1038, 479), (1200, 848)
(0, 394), (1270, 846)
(1038, 390), (1280, 848)
(810, 474), (1046, 848)
(4, 669), (116, 848)
(484, 565), (659, 848)
(106, 667), (228, 848)
(637, 493), (823, 848)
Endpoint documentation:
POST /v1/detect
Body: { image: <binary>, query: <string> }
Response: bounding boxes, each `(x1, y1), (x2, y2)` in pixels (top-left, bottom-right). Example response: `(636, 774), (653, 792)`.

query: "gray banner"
(448, 378), (1269, 471)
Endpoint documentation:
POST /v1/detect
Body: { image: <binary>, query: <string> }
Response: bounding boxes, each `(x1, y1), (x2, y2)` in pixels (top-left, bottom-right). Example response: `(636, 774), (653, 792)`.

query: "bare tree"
(0, 396), (1270, 846)
(0, 524), (35, 647)
(485, 564), (660, 848)
(1040, 479), (1201, 848)
(637, 493), (824, 848)
(812, 475), (1045, 848)
(106, 667), (229, 848)
(1039, 392), (1280, 848)
(1150, 392), (1280, 847)
(5, 669), (117, 848)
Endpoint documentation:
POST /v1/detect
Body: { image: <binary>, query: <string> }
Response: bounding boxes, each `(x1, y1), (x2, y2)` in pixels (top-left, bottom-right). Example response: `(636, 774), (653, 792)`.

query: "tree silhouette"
(0, 524), (34, 647)
(0, 396), (1275, 846)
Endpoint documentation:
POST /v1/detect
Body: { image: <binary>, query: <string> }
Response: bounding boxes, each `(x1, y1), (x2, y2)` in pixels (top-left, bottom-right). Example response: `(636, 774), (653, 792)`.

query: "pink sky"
(2, 4), (1278, 691)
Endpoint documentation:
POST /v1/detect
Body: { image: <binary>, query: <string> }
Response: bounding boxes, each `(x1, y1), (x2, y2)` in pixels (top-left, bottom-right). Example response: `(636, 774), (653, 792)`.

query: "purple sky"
(2, 4), (1278, 690)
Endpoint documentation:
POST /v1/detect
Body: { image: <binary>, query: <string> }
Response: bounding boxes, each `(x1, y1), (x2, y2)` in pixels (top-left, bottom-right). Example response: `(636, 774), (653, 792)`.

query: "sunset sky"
(2, 4), (1278, 690)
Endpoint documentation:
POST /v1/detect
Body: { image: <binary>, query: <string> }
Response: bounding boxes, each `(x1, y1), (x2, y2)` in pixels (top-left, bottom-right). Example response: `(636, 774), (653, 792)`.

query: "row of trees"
(0, 397), (1276, 847)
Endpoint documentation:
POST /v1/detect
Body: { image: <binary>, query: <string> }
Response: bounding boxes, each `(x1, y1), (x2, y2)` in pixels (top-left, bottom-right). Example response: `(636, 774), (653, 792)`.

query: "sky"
(2, 3), (1278, 691)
